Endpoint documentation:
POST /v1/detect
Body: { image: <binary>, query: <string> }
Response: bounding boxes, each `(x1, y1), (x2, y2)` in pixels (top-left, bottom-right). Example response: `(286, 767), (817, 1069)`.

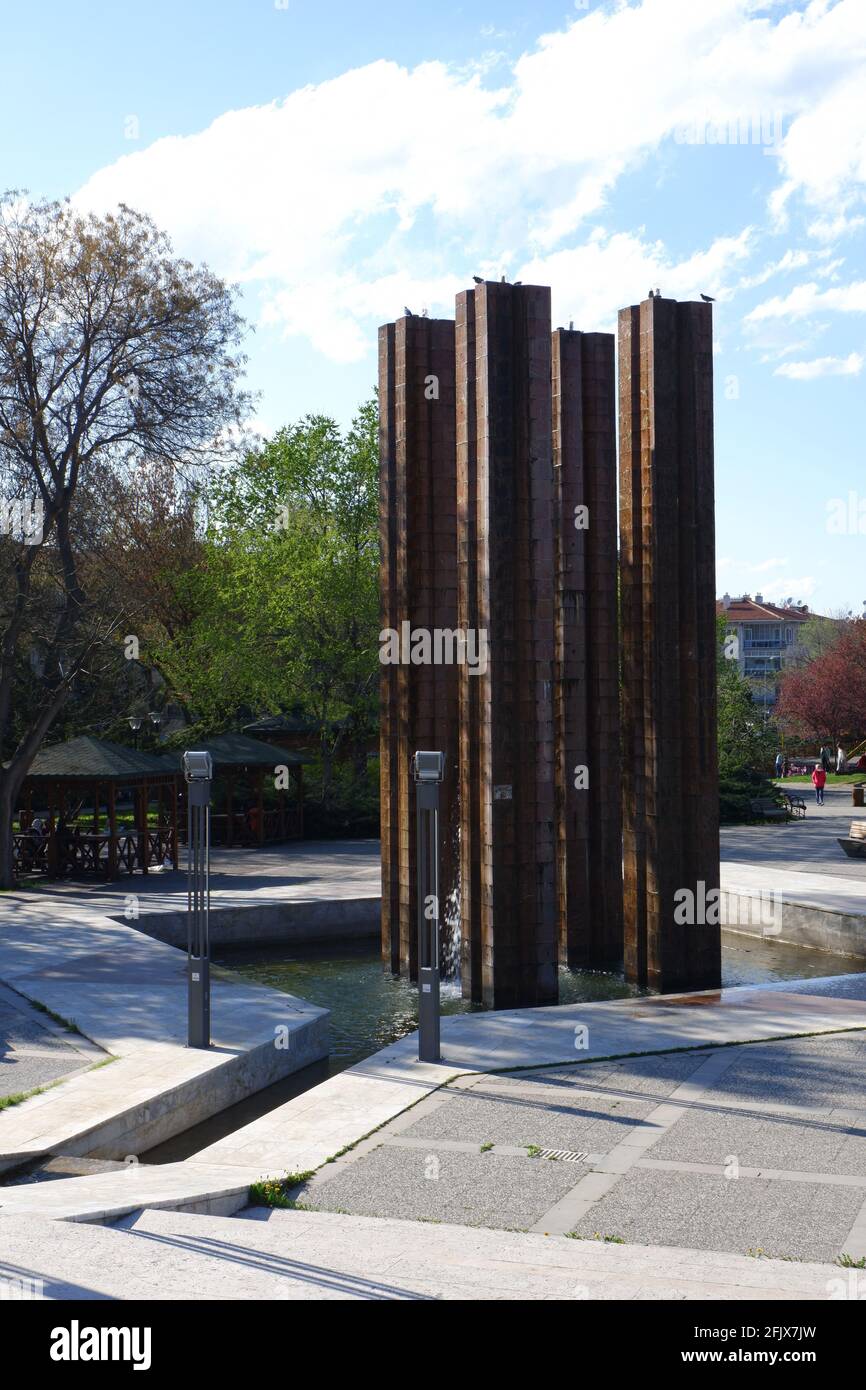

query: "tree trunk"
(0, 771), (20, 889)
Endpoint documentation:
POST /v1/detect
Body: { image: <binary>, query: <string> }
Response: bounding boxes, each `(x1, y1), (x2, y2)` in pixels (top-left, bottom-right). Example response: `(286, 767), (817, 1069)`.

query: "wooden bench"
(749, 797), (788, 823)
(781, 792), (806, 818)
(838, 820), (866, 859)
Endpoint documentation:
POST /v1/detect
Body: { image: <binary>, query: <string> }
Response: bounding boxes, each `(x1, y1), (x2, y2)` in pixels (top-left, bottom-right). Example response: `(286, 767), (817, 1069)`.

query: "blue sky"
(3, 0), (866, 613)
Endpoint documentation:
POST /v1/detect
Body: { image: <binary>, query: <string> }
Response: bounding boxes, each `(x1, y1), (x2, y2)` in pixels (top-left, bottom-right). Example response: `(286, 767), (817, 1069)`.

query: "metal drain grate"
(537, 1148), (587, 1163)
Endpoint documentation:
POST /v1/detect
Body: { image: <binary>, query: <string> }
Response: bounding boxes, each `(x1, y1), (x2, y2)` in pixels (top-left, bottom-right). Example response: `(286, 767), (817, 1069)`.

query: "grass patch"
(480, 1141), (494, 1153)
(249, 1170), (315, 1208)
(747, 1247), (801, 1261)
(567, 1231), (624, 1244)
(0, 1052), (114, 1111)
(837, 1253), (866, 1269)
(0, 1078), (62, 1110)
(777, 774), (865, 786)
(20, 996), (81, 1035)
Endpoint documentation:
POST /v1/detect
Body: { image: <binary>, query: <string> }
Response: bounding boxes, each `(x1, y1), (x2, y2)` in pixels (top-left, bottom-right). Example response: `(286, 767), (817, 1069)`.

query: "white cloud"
(72, 0), (866, 361)
(737, 248), (810, 290)
(774, 350), (863, 378)
(807, 212), (866, 242)
(519, 227), (752, 332)
(747, 280), (866, 322)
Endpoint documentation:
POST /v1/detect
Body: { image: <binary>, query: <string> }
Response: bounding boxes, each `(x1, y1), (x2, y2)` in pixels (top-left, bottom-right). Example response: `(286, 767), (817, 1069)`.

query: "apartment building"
(717, 593), (813, 708)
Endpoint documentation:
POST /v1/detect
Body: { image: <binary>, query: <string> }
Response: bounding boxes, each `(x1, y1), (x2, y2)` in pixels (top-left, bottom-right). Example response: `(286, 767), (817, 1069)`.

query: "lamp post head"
(412, 750), (445, 784)
(183, 751), (213, 784)
(128, 716), (143, 732)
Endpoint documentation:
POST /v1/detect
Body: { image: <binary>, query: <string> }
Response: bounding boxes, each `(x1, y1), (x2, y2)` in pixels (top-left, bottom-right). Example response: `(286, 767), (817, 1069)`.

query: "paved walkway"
(720, 786), (866, 933)
(34, 839), (380, 915)
(294, 1030), (866, 1265)
(722, 786), (866, 887)
(2, 980), (865, 1223)
(0, 863), (330, 1172)
(4, 973), (866, 1298)
(0, 983), (104, 1102)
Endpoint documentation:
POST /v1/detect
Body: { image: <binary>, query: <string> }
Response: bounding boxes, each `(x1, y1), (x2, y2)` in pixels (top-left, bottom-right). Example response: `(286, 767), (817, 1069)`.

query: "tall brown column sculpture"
(618, 296), (721, 992)
(378, 314), (459, 979)
(456, 282), (557, 1008)
(552, 328), (623, 968)
(455, 289), (482, 997)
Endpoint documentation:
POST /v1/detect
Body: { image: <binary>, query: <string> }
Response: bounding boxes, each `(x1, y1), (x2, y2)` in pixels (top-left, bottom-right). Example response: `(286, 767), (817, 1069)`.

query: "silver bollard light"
(183, 750), (213, 1049)
(413, 750), (444, 1063)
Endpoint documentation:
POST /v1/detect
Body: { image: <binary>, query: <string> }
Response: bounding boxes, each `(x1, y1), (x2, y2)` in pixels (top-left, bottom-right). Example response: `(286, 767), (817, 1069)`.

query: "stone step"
(0, 1160), (259, 1224)
(120, 1205), (845, 1301)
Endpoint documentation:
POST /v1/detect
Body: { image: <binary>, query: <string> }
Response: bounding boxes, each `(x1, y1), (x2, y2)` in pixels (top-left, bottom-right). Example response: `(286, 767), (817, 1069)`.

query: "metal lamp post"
(413, 750), (444, 1063)
(183, 750), (213, 1049)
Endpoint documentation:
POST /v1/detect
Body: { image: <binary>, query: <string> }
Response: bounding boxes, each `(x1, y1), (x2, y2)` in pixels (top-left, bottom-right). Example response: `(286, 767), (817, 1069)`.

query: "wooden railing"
(12, 828), (177, 878)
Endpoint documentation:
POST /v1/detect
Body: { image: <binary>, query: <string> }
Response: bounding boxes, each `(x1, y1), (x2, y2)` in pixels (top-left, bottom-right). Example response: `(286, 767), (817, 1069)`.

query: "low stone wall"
(124, 896), (381, 950)
(721, 889), (866, 960)
(68, 1014), (330, 1162)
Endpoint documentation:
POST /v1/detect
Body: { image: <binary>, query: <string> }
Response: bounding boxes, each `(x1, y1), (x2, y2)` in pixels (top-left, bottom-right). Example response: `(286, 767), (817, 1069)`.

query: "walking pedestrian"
(812, 763), (827, 806)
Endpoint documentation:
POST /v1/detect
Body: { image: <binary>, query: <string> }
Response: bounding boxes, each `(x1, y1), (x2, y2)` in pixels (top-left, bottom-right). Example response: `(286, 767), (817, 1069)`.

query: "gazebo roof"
(163, 733), (311, 771)
(22, 736), (176, 783)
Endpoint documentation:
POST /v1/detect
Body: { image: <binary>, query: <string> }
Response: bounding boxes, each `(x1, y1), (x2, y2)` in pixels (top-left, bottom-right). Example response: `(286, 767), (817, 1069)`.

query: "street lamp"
(183, 750), (213, 1049)
(128, 715), (143, 751)
(413, 750), (444, 1064)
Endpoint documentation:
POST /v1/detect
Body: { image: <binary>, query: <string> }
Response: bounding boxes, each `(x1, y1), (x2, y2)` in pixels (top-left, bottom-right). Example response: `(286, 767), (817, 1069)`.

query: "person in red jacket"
(811, 763), (827, 806)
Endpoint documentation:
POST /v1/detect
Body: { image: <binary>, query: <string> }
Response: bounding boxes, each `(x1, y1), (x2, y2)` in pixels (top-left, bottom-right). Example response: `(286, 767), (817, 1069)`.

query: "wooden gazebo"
(184, 733), (308, 848)
(14, 736), (179, 879)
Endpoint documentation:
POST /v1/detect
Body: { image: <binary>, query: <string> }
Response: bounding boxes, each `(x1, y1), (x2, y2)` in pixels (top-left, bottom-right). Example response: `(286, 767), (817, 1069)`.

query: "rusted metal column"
(455, 289), (482, 998)
(552, 328), (622, 968)
(378, 315), (459, 979)
(618, 295), (720, 992)
(457, 281), (557, 1008)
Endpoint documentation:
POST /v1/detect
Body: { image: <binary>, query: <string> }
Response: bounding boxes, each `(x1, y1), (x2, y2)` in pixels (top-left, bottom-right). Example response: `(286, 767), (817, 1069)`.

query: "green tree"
(0, 194), (248, 885)
(158, 401), (380, 796)
(716, 616), (779, 822)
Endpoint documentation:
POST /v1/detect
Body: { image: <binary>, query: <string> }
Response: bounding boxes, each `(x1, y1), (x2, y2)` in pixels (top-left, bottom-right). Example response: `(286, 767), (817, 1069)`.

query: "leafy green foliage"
(716, 616), (780, 821)
(157, 401), (380, 796)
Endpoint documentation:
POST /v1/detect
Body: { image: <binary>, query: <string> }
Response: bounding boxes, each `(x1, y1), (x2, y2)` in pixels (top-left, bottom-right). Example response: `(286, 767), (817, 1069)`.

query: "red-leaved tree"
(776, 620), (866, 751)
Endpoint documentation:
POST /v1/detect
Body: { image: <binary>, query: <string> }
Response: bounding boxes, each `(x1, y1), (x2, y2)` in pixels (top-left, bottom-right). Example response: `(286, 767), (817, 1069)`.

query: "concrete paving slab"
(298, 1145), (581, 1230)
(651, 1106), (866, 1176)
(400, 1091), (659, 1150)
(493, 1051), (710, 1098)
(705, 1031), (866, 1111)
(568, 1166), (865, 1263)
(0, 982), (105, 1102)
